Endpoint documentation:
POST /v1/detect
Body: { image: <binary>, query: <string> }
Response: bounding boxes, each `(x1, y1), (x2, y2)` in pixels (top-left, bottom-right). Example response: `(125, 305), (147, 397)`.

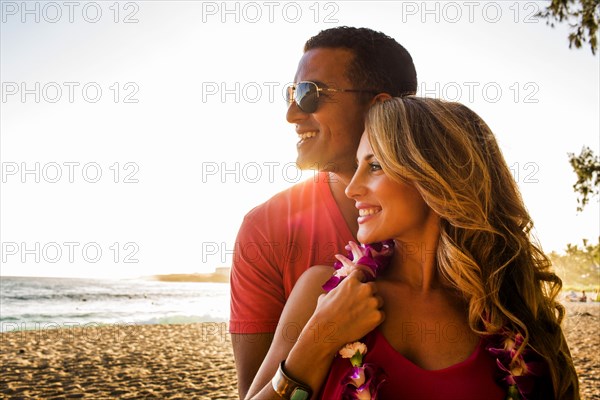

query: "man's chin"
(295, 156), (320, 171)
(296, 157), (335, 172)
(296, 158), (355, 185)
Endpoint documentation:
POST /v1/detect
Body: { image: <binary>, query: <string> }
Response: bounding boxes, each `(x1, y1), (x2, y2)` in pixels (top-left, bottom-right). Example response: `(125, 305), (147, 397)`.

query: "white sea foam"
(0, 276), (229, 332)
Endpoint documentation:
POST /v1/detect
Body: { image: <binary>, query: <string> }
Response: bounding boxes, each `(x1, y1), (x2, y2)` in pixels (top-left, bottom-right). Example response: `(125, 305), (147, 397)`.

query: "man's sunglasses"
(285, 81), (379, 113)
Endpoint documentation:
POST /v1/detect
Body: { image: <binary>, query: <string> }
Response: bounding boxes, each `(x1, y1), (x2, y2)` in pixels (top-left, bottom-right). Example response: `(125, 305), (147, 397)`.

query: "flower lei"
(322, 240), (548, 400)
(322, 240), (394, 400)
(485, 332), (549, 400)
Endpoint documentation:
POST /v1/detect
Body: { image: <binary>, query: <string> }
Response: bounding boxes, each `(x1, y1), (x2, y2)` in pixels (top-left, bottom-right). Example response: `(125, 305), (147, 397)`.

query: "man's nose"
(286, 100), (309, 124)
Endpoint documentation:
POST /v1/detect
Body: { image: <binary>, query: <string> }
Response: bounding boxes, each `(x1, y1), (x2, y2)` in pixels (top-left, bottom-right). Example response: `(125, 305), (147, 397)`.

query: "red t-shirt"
(319, 329), (506, 400)
(229, 172), (355, 334)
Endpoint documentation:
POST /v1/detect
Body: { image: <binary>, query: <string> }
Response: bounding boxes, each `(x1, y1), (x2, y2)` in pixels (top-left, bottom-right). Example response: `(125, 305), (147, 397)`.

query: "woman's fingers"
(347, 267), (368, 283)
(355, 265), (376, 282)
(374, 294), (384, 309)
(314, 271), (385, 344)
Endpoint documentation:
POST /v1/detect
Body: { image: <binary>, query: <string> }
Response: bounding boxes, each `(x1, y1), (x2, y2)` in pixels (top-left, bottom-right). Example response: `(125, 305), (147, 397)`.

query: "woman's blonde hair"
(366, 97), (579, 399)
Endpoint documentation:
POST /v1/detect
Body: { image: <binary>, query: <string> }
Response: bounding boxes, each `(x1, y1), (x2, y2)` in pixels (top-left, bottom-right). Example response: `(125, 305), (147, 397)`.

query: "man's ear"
(369, 93), (392, 106)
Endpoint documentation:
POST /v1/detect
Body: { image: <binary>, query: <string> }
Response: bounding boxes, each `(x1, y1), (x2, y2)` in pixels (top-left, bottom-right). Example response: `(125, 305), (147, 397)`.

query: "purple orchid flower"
(486, 333), (549, 399)
(340, 363), (387, 400)
(323, 240), (395, 292)
(322, 275), (343, 292)
(324, 240), (394, 399)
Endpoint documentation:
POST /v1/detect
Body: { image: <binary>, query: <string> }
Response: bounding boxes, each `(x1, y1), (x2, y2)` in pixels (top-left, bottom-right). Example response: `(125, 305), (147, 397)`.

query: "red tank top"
(319, 329), (506, 400)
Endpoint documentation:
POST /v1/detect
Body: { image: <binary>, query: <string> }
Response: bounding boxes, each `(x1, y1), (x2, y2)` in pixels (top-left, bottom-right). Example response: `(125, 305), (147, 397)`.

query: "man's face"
(287, 48), (370, 179)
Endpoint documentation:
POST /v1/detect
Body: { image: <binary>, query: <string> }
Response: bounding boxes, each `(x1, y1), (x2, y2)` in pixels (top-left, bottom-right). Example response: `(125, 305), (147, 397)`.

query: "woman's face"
(345, 132), (436, 245)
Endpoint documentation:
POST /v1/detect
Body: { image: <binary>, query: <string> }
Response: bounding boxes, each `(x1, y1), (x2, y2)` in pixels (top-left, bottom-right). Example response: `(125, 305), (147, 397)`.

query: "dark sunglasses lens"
(296, 82), (318, 113)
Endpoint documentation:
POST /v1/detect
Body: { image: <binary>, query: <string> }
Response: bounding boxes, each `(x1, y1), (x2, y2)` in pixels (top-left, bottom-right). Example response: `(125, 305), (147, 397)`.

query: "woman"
(245, 97), (579, 399)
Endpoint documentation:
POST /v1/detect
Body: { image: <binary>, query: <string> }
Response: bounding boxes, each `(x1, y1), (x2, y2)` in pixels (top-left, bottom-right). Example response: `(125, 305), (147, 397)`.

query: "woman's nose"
(345, 168), (366, 200)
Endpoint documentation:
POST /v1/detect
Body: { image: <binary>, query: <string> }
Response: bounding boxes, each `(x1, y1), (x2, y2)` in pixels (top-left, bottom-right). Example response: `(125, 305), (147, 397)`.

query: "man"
(229, 26), (417, 399)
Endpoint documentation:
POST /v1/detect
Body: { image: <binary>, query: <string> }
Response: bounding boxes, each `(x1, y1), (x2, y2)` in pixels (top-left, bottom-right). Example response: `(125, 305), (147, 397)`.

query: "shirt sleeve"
(229, 212), (284, 334)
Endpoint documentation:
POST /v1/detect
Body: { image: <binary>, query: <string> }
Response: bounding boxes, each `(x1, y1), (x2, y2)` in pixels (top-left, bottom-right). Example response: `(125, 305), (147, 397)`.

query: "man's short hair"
(304, 26), (417, 97)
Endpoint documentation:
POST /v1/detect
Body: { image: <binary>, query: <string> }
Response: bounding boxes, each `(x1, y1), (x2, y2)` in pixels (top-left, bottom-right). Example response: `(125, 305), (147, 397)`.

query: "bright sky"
(1, 1), (599, 278)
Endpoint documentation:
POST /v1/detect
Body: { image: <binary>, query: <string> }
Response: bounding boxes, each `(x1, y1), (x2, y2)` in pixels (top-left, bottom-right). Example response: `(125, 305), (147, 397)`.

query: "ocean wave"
(0, 276), (230, 333)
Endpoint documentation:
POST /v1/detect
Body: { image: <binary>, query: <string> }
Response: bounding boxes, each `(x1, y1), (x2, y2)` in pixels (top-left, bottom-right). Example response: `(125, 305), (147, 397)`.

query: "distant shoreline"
(150, 273), (229, 283)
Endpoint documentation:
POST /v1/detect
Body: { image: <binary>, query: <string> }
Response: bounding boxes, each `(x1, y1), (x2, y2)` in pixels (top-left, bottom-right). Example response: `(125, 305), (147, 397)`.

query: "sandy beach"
(1, 323), (237, 399)
(1, 301), (598, 399)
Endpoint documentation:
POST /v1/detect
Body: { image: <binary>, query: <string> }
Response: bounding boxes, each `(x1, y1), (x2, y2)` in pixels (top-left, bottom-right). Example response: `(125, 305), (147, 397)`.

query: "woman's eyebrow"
(360, 154), (374, 161)
(356, 153), (375, 164)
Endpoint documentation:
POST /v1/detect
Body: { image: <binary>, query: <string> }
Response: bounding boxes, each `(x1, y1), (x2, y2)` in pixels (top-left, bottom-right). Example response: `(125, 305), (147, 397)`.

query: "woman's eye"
(369, 163), (382, 172)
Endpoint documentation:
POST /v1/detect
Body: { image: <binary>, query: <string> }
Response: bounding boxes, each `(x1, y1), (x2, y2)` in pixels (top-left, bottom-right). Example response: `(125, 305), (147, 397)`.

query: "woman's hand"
(244, 253), (386, 400)
(308, 264), (385, 350)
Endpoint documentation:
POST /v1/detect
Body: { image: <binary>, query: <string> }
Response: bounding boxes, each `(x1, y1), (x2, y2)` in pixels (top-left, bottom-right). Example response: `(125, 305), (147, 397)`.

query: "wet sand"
(1, 301), (598, 399)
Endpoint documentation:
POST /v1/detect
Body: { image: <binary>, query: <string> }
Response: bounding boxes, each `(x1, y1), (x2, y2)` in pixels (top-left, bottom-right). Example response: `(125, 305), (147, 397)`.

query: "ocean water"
(0, 276), (229, 332)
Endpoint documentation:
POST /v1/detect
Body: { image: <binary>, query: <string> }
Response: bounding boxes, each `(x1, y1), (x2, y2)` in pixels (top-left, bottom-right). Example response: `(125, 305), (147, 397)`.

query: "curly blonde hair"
(365, 97), (579, 399)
